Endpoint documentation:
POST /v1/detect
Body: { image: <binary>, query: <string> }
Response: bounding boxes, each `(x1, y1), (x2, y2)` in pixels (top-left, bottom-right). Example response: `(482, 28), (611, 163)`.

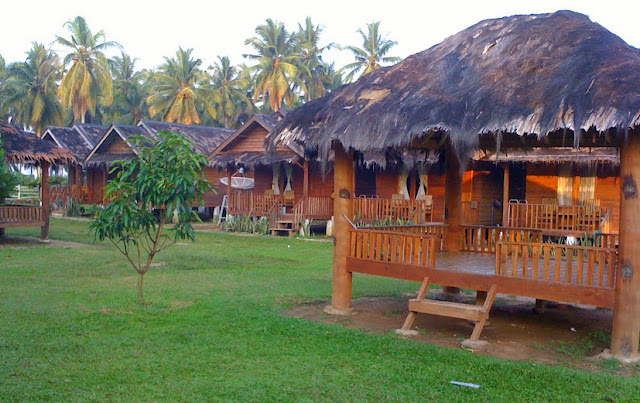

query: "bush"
(222, 215), (270, 235)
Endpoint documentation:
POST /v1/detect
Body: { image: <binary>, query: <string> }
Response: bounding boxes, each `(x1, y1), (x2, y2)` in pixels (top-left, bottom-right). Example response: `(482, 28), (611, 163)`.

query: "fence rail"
(495, 241), (617, 288)
(349, 227), (438, 268)
(507, 203), (609, 233)
(460, 225), (543, 253)
(8, 185), (40, 201)
(353, 197), (433, 224)
(229, 192), (282, 215)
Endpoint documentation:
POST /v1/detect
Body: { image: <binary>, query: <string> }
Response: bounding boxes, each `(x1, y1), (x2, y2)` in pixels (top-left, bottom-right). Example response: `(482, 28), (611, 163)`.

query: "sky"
(1, 0), (640, 72)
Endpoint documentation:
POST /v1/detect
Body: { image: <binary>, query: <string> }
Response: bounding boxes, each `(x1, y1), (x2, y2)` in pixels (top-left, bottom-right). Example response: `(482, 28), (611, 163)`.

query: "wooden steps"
(270, 214), (298, 237)
(398, 277), (498, 342)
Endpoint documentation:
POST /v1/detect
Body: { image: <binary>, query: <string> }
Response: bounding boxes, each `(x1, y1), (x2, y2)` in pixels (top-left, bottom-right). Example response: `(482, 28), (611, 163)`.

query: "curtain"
(284, 163), (293, 192)
(398, 167), (410, 199)
(557, 165), (573, 206)
(272, 163), (281, 195)
(416, 164), (429, 198)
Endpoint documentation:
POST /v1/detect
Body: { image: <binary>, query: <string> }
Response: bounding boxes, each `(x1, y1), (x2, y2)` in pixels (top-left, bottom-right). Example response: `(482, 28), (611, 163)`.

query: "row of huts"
(3, 10), (637, 358)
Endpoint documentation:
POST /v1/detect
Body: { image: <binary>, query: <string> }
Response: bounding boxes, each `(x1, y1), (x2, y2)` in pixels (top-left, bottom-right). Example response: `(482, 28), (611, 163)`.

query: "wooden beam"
(409, 169), (417, 200)
(502, 164), (510, 226)
(347, 258), (615, 308)
(444, 145), (462, 252)
(40, 161), (50, 240)
(611, 134), (640, 357)
(331, 144), (355, 311)
(303, 160), (309, 197)
(227, 168), (232, 200)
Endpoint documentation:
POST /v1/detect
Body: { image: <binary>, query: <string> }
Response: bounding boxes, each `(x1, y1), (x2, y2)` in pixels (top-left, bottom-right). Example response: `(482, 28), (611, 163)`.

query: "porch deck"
(348, 226), (617, 309)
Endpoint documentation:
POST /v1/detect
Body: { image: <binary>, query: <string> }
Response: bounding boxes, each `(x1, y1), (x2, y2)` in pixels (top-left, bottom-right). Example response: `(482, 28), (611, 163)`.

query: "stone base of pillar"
(323, 305), (356, 316)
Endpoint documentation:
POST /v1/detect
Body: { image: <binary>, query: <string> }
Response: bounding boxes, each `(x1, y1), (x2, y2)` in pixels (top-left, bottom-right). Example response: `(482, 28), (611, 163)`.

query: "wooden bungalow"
(84, 121), (233, 210)
(1, 121), (73, 239)
(208, 112), (333, 235)
(271, 11), (640, 357)
(41, 124), (107, 204)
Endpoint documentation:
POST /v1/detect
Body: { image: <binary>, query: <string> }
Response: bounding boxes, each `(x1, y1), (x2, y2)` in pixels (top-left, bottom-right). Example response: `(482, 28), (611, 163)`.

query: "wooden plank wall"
(525, 165), (558, 204)
(471, 170), (504, 225)
(595, 174), (620, 233)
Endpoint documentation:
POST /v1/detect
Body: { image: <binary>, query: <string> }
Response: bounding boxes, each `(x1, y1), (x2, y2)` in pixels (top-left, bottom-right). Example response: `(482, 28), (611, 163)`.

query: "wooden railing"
(349, 227), (438, 268)
(507, 203), (609, 233)
(49, 185), (89, 205)
(353, 197), (433, 224)
(229, 192), (282, 215)
(496, 241), (617, 288)
(0, 205), (43, 226)
(460, 225), (543, 253)
(356, 223), (445, 251)
(595, 233), (619, 248)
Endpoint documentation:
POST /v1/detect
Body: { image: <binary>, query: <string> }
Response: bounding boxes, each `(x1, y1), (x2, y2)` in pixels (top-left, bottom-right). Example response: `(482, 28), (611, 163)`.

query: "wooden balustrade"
(49, 185), (89, 205)
(507, 203), (609, 233)
(356, 223), (445, 251)
(349, 227), (438, 268)
(229, 192), (282, 215)
(460, 225), (543, 253)
(353, 197), (433, 224)
(0, 205), (43, 227)
(496, 241), (617, 288)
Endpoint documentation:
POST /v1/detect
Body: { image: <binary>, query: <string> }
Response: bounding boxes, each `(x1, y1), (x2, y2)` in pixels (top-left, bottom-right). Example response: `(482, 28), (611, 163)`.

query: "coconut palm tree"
(55, 16), (120, 123)
(0, 55), (9, 120)
(343, 21), (401, 82)
(106, 52), (149, 124)
(294, 17), (334, 101)
(244, 19), (299, 111)
(4, 43), (63, 135)
(147, 47), (210, 125)
(205, 56), (252, 128)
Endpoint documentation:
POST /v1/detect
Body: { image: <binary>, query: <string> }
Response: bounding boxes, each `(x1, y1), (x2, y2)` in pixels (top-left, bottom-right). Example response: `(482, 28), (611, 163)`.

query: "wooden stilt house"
(208, 113), (333, 235)
(271, 11), (640, 356)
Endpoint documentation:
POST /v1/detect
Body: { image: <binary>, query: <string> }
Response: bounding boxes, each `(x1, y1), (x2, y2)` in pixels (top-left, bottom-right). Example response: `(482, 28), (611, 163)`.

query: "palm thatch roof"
(476, 147), (619, 166)
(139, 120), (233, 156)
(271, 11), (640, 163)
(84, 124), (150, 166)
(1, 121), (73, 165)
(42, 126), (102, 163)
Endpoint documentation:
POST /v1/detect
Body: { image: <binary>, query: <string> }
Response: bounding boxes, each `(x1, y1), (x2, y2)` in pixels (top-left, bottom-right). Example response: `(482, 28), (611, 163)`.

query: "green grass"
(1, 218), (639, 400)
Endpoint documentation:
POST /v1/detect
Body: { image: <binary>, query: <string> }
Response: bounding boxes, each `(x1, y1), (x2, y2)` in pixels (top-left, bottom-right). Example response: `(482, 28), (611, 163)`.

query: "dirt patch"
(285, 292), (635, 374)
(0, 236), (88, 249)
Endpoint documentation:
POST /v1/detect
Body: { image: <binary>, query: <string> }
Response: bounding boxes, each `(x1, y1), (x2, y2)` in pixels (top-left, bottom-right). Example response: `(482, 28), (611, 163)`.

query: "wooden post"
(502, 164), (510, 226)
(76, 165), (83, 187)
(40, 161), (50, 240)
(444, 145), (462, 252)
(227, 167), (232, 208)
(409, 169), (417, 200)
(68, 164), (76, 188)
(611, 133), (640, 358)
(303, 160), (309, 197)
(328, 143), (354, 313)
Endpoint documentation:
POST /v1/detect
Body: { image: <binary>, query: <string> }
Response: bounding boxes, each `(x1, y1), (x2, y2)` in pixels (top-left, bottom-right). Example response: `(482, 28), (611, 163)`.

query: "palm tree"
(343, 21), (401, 82)
(0, 55), (9, 120)
(4, 43), (63, 135)
(55, 16), (120, 123)
(244, 19), (299, 111)
(107, 52), (148, 124)
(294, 17), (334, 101)
(147, 47), (208, 125)
(205, 56), (252, 128)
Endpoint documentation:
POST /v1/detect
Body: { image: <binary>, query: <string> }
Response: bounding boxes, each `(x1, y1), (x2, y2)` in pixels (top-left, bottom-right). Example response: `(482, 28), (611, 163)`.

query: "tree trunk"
(137, 272), (145, 304)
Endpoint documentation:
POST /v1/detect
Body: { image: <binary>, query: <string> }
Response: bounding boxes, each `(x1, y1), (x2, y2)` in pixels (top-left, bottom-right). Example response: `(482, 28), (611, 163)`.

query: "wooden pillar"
(572, 175), (580, 205)
(409, 169), (417, 200)
(444, 145), (462, 252)
(329, 144), (355, 312)
(75, 165), (83, 187)
(40, 161), (50, 240)
(68, 165), (76, 188)
(303, 161), (309, 197)
(227, 167), (232, 199)
(502, 164), (510, 226)
(611, 133), (640, 357)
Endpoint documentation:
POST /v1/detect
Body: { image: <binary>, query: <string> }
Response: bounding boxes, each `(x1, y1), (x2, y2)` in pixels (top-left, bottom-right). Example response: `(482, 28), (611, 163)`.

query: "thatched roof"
(476, 147), (619, 166)
(42, 126), (99, 163)
(1, 121), (73, 165)
(212, 151), (299, 168)
(84, 124), (150, 167)
(271, 11), (640, 162)
(139, 120), (233, 156)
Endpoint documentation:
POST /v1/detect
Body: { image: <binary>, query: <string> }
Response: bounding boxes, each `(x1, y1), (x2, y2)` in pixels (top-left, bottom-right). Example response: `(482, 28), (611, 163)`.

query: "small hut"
(271, 11), (640, 357)
(1, 121), (73, 239)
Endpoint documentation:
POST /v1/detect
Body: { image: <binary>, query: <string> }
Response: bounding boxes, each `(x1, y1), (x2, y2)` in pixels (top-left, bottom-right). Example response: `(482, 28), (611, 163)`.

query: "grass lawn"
(1, 218), (639, 400)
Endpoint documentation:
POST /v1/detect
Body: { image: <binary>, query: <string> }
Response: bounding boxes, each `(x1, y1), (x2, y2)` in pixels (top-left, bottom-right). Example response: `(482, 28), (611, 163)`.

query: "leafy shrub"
(222, 215), (270, 235)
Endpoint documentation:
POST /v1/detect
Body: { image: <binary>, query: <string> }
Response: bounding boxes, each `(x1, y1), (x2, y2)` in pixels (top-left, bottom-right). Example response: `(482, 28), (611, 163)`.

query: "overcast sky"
(2, 0), (639, 71)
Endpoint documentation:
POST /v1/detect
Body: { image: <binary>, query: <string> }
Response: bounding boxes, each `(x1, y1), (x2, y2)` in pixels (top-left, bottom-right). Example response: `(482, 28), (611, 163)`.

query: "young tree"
(91, 131), (211, 303)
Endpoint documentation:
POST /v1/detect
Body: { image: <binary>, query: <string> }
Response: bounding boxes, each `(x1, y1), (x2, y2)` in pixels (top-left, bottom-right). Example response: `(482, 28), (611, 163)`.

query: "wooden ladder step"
(398, 277), (498, 342)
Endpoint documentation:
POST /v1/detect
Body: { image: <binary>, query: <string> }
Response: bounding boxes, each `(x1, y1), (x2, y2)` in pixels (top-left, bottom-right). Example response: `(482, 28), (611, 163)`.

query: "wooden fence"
(460, 225), (543, 253)
(229, 192), (282, 215)
(495, 241), (617, 288)
(0, 205), (43, 227)
(353, 197), (433, 224)
(356, 223), (445, 251)
(349, 227), (438, 268)
(507, 203), (609, 233)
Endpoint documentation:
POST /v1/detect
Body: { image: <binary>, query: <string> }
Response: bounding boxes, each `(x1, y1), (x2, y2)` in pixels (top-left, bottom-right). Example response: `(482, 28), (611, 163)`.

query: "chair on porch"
(283, 190), (295, 208)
